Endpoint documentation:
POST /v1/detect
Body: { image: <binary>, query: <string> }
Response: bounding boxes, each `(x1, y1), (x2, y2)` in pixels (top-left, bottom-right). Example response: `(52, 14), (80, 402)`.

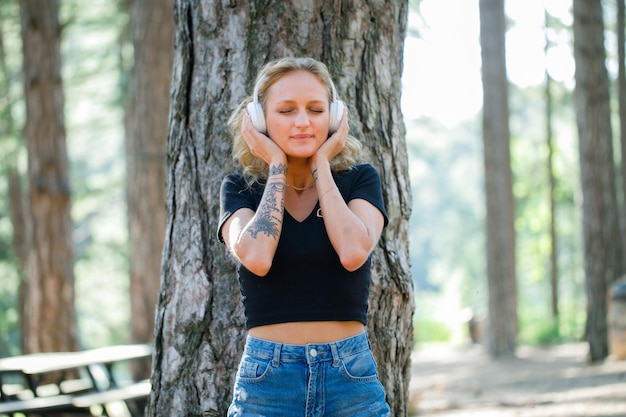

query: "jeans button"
(309, 348), (318, 357)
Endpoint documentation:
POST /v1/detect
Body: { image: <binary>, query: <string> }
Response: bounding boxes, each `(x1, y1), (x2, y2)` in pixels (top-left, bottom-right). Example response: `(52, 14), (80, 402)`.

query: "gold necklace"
(286, 182), (315, 191)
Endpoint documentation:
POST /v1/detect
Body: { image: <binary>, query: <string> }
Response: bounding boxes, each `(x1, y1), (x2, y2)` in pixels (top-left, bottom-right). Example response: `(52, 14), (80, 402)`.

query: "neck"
(285, 160), (314, 192)
(286, 181), (315, 192)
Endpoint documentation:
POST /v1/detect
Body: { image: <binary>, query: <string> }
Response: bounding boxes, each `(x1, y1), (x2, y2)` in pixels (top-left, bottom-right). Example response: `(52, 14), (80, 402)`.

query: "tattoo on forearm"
(248, 181), (284, 239)
(269, 163), (287, 177)
(312, 168), (318, 182)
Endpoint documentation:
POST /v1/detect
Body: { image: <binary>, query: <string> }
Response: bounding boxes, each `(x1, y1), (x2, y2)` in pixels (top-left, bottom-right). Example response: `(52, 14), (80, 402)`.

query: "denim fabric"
(228, 332), (391, 417)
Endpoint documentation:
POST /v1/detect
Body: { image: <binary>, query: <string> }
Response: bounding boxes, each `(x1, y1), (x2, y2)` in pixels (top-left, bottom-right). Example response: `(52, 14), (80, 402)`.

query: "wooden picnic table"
(0, 344), (152, 374)
(0, 344), (153, 417)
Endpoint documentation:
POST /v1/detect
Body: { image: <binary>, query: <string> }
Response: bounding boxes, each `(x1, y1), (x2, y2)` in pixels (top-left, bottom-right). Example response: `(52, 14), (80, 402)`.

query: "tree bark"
(479, 0), (518, 358)
(125, 0), (173, 378)
(573, 0), (624, 362)
(618, 0), (626, 261)
(19, 0), (79, 354)
(146, 1), (413, 416)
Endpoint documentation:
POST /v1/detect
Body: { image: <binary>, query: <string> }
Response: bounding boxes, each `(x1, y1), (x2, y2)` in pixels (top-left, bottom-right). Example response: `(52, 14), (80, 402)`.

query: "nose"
(294, 110), (310, 127)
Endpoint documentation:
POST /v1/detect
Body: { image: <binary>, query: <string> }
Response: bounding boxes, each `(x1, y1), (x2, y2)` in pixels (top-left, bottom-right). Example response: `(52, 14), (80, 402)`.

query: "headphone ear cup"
(246, 102), (267, 134)
(329, 100), (345, 133)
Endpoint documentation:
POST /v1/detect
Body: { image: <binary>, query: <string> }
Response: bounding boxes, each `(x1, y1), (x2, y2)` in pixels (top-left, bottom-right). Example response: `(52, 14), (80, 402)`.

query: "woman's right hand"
(242, 111), (286, 165)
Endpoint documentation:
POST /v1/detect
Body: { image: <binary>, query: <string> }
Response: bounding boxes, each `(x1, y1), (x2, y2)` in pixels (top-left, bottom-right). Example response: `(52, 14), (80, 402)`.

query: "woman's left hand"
(311, 107), (349, 166)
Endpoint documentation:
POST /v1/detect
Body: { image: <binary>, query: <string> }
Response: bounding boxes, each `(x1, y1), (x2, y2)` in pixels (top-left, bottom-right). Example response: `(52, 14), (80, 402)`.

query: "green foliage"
(407, 43), (586, 349)
(518, 298), (586, 345)
(75, 230), (129, 348)
(0, 0), (22, 357)
(0, 238), (20, 357)
(406, 115), (485, 296)
(414, 318), (452, 345)
(509, 80), (585, 345)
(60, 0), (130, 349)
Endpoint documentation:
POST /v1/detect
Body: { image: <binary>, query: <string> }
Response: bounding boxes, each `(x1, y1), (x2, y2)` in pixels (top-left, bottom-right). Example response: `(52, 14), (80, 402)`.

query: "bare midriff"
(248, 321), (365, 345)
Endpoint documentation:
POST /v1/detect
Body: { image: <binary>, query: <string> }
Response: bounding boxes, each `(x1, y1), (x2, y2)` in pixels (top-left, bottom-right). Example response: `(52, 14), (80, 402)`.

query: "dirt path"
(408, 342), (626, 417)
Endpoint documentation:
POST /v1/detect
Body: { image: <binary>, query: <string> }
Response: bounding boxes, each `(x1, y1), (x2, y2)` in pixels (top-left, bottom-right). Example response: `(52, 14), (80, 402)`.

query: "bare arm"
(311, 112), (384, 271)
(222, 162), (287, 276)
(223, 113), (288, 276)
(313, 159), (384, 271)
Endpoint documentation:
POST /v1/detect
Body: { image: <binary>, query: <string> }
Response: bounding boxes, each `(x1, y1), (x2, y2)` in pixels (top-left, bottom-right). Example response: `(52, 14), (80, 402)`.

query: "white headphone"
(246, 74), (345, 135)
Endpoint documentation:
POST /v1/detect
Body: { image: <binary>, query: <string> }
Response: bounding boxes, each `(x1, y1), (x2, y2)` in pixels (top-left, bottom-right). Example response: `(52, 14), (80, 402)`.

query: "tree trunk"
(618, 0), (626, 260)
(146, 1), (413, 416)
(479, 0), (518, 358)
(125, 0), (173, 378)
(19, 0), (79, 354)
(573, 0), (624, 362)
(544, 9), (559, 320)
(7, 169), (28, 356)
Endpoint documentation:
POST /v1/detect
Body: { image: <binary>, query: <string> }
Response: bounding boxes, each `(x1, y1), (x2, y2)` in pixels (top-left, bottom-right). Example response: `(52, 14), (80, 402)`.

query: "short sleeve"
(337, 164), (389, 227)
(218, 174), (262, 243)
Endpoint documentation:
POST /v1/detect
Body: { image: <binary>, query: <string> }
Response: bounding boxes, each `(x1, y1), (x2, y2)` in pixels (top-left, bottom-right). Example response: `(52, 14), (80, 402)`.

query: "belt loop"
(330, 342), (340, 368)
(271, 343), (281, 368)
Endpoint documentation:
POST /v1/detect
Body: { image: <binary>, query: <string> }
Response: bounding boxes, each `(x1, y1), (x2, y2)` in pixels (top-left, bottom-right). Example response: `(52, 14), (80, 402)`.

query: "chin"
(286, 152), (315, 161)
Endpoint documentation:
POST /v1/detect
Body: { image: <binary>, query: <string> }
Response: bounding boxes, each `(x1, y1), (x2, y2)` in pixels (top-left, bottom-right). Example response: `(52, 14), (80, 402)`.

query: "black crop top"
(218, 164), (388, 330)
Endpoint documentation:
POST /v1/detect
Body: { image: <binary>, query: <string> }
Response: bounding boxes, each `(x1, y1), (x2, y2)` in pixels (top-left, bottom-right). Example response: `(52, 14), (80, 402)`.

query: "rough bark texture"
(19, 0), (79, 354)
(125, 0), (173, 378)
(479, 0), (518, 358)
(573, 0), (625, 362)
(618, 0), (626, 262)
(147, 1), (413, 416)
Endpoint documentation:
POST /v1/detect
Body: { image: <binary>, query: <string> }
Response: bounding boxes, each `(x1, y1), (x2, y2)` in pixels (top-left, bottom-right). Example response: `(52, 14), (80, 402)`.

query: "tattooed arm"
(222, 111), (288, 275)
(222, 161), (286, 276)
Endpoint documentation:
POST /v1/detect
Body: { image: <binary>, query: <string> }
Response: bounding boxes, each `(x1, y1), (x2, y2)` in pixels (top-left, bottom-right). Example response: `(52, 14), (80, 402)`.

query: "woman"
(219, 57), (391, 416)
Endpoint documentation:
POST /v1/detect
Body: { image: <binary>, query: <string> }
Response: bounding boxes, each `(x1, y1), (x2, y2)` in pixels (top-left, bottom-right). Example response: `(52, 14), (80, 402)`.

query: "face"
(263, 70), (331, 160)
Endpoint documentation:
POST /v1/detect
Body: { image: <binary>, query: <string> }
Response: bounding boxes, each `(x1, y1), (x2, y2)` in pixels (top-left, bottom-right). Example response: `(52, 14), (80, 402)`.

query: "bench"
(73, 380), (150, 417)
(0, 381), (151, 417)
(0, 344), (152, 417)
(0, 394), (76, 416)
(72, 380), (151, 408)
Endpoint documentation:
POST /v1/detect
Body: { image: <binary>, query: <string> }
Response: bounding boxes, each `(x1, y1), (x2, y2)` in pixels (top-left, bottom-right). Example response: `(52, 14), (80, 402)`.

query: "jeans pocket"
(237, 354), (272, 382)
(340, 349), (379, 382)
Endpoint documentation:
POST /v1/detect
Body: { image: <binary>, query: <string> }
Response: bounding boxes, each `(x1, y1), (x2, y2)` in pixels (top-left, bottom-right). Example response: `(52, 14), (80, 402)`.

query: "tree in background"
(18, 0), (78, 353)
(573, 0), (625, 362)
(618, 0), (626, 255)
(146, 1), (413, 415)
(544, 9), (559, 321)
(124, 0), (173, 377)
(478, 0), (518, 358)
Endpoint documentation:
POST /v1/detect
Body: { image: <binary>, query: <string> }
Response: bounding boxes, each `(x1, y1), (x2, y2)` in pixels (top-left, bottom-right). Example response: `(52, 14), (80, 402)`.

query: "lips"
(291, 134), (313, 141)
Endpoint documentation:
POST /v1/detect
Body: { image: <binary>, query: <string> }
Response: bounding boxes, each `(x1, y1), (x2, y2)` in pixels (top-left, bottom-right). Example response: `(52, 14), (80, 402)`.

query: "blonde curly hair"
(228, 57), (361, 183)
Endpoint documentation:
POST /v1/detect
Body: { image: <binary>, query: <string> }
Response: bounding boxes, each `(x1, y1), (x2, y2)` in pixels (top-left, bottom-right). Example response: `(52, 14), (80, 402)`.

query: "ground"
(408, 342), (626, 417)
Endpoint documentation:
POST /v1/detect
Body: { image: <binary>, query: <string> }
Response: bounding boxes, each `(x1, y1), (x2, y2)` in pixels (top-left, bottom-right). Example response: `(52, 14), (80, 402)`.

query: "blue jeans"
(228, 332), (391, 417)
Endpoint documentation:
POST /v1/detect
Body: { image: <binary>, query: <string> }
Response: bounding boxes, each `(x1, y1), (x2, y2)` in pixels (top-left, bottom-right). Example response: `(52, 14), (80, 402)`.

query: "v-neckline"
(285, 201), (319, 223)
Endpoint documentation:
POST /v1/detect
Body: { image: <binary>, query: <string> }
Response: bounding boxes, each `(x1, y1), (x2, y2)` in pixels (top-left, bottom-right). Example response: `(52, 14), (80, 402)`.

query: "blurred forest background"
(0, 0), (624, 361)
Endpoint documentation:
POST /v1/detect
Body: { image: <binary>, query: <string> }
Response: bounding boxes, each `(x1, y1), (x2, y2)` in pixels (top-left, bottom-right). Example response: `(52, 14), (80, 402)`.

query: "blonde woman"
(219, 57), (390, 416)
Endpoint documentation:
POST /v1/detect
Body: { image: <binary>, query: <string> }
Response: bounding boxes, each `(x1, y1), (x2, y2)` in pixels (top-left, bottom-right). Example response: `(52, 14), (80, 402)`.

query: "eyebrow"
(275, 99), (327, 105)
